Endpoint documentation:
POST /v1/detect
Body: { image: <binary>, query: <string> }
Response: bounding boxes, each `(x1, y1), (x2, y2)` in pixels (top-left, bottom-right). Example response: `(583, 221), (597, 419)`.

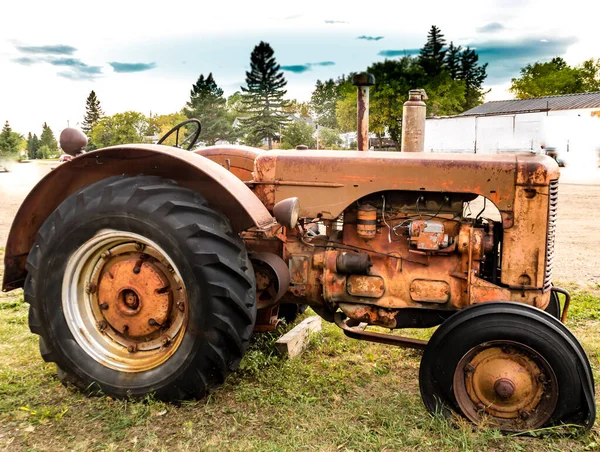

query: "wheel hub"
(63, 230), (188, 372)
(98, 259), (171, 338)
(453, 341), (558, 430)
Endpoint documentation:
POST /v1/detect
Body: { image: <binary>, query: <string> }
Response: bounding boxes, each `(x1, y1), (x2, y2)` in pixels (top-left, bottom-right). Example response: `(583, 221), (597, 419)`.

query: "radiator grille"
(543, 179), (559, 292)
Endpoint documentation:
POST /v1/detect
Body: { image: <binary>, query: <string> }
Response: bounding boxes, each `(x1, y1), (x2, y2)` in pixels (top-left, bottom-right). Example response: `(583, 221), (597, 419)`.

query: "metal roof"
(460, 91), (600, 116)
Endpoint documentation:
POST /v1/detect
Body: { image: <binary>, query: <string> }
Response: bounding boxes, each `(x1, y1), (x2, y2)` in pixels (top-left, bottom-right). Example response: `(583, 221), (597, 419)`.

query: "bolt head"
(97, 320), (108, 331)
(99, 302), (109, 310)
(127, 344), (137, 353)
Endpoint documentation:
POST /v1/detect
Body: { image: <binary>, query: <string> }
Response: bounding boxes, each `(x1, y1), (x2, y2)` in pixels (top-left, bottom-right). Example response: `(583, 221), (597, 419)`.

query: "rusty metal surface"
(409, 279), (450, 303)
(551, 286), (572, 323)
(3, 144), (275, 292)
(252, 150), (544, 216)
(334, 312), (427, 349)
(453, 341), (558, 431)
(346, 275), (385, 298)
(250, 252), (291, 309)
(98, 259), (171, 338)
(401, 90), (427, 153)
(352, 73), (375, 151)
(195, 145), (263, 181)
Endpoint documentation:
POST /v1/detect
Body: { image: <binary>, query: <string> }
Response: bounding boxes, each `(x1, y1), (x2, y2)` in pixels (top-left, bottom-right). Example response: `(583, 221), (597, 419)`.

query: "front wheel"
(419, 302), (595, 432)
(25, 175), (256, 400)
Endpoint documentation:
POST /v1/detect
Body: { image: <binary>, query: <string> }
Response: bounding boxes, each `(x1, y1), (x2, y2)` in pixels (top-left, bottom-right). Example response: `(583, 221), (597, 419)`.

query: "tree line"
(2, 25), (599, 160)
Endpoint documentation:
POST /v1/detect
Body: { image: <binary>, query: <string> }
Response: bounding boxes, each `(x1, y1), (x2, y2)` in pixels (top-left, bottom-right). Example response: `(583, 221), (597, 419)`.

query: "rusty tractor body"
(2, 76), (595, 433)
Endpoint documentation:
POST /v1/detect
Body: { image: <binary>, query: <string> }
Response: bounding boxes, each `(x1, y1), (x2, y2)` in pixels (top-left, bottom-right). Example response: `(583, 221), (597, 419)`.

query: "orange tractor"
(2, 75), (595, 432)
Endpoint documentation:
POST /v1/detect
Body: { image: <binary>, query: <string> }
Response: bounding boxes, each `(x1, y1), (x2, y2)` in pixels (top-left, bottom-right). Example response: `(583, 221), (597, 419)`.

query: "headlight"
(273, 197), (300, 229)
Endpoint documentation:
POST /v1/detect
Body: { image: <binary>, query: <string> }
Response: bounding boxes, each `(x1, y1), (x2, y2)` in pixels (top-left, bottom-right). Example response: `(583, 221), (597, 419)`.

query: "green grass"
(1, 257), (600, 450)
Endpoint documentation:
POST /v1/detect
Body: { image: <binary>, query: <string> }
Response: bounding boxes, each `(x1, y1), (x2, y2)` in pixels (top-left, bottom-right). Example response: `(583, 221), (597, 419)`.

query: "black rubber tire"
(544, 290), (561, 319)
(419, 302), (595, 430)
(24, 175), (256, 400)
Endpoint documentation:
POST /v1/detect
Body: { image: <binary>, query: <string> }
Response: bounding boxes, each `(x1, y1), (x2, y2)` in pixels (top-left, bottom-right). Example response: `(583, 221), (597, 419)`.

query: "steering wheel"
(157, 119), (202, 150)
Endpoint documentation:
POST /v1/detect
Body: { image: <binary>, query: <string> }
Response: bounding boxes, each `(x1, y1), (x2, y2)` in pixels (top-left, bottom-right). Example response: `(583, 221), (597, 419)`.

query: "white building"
(425, 92), (600, 165)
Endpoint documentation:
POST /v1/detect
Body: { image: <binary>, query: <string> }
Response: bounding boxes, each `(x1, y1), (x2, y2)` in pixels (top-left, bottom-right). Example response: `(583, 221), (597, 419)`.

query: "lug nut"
(127, 344), (137, 353)
(464, 363), (476, 373)
(161, 336), (171, 346)
(176, 300), (185, 312)
(135, 243), (145, 251)
(97, 320), (108, 331)
(101, 250), (111, 259)
(99, 302), (109, 310)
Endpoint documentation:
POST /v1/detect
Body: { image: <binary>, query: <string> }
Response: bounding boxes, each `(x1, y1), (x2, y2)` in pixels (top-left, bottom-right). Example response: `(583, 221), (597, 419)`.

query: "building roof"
(460, 91), (600, 116)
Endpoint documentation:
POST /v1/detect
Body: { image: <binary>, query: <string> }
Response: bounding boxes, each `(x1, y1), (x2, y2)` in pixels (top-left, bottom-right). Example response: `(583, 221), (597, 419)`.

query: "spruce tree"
(419, 25), (447, 78)
(240, 41), (289, 149)
(445, 42), (462, 79)
(40, 122), (58, 154)
(82, 90), (104, 136)
(459, 47), (488, 110)
(0, 121), (21, 157)
(184, 73), (232, 146)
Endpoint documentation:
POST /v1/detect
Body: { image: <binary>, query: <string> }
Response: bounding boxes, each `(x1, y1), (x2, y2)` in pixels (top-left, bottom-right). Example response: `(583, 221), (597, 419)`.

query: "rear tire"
(25, 175), (256, 400)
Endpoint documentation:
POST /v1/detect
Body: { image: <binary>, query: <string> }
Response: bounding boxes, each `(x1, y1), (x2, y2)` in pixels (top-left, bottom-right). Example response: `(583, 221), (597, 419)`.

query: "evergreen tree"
(240, 41), (289, 149)
(82, 90), (104, 136)
(459, 47), (488, 110)
(40, 122), (58, 155)
(183, 73), (232, 146)
(445, 42), (462, 79)
(419, 25), (447, 78)
(310, 79), (340, 129)
(26, 132), (41, 159)
(0, 121), (22, 157)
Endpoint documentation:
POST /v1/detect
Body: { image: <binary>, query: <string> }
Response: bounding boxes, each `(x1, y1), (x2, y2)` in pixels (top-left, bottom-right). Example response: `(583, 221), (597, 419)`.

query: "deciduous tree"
(510, 57), (600, 99)
(310, 79), (340, 129)
(280, 120), (315, 149)
(90, 112), (149, 149)
(240, 41), (289, 149)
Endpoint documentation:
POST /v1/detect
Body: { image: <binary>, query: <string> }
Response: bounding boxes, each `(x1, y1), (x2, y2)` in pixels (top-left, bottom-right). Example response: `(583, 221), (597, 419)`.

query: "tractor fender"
(2, 144), (276, 292)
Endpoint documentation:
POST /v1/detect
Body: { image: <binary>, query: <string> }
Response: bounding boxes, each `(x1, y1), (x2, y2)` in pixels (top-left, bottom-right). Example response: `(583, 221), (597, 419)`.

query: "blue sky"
(0, 0), (596, 136)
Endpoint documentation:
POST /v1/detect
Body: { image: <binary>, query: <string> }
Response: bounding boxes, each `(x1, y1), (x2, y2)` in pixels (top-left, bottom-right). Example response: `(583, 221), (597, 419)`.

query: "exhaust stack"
(352, 73), (375, 151)
(401, 89), (428, 152)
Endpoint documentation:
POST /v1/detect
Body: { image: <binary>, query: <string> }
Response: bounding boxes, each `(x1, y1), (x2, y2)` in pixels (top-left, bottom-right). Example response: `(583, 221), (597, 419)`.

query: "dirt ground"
(0, 161), (599, 286)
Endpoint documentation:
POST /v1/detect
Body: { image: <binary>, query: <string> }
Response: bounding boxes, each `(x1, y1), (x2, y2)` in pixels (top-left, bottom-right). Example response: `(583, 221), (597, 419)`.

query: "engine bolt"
(127, 344), (137, 353)
(86, 283), (97, 294)
(176, 300), (185, 312)
(99, 302), (109, 310)
(97, 320), (108, 331)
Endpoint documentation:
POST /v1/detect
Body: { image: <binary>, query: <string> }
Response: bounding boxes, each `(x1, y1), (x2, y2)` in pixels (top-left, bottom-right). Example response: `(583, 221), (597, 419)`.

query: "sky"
(1, 0), (598, 137)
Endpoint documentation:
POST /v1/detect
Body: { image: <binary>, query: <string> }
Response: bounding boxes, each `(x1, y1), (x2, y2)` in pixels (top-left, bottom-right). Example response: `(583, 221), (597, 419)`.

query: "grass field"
(1, 248), (599, 451)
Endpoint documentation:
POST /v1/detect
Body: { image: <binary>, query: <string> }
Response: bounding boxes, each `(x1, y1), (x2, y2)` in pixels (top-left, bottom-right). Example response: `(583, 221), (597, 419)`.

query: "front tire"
(419, 302), (595, 431)
(25, 175), (256, 400)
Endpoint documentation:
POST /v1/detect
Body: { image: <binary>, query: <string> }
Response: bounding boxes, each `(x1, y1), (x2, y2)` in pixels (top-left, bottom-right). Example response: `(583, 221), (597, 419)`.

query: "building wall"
(425, 108), (600, 156)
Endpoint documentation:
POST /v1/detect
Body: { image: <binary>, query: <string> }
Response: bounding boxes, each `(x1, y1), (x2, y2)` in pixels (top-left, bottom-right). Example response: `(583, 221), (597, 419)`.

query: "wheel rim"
(63, 230), (188, 372)
(453, 340), (558, 431)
